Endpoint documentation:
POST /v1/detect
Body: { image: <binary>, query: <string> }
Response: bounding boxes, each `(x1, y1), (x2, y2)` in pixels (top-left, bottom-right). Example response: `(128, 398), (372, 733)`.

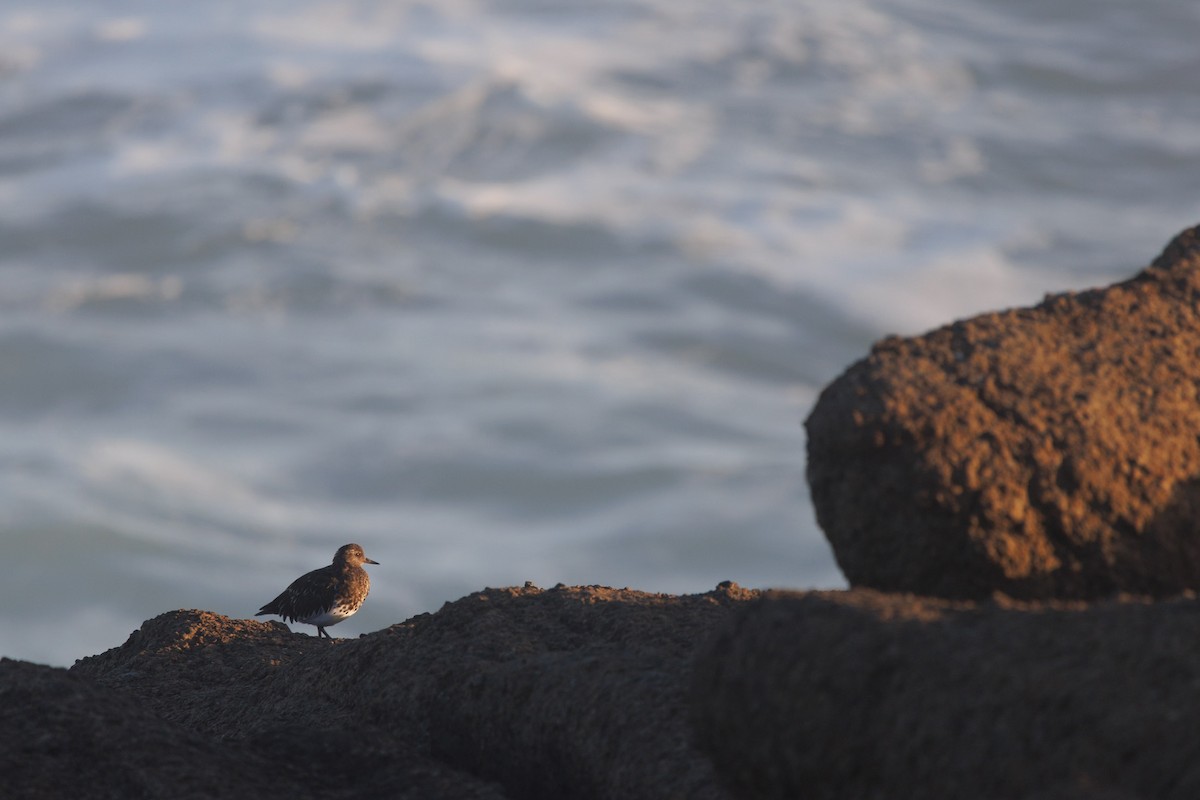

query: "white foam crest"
(252, 2), (408, 50)
(0, 41), (39, 72)
(406, 13), (716, 145)
(265, 61), (313, 90)
(2, 9), (69, 36)
(0, 11), (58, 73)
(846, 246), (1082, 337)
(252, 0), (482, 51)
(413, 24), (621, 101)
(205, 110), (280, 164)
(44, 273), (182, 311)
(80, 438), (292, 527)
(298, 105), (392, 153)
(110, 139), (193, 175)
(431, 170), (640, 226)
(918, 136), (987, 183)
(94, 17), (146, 43)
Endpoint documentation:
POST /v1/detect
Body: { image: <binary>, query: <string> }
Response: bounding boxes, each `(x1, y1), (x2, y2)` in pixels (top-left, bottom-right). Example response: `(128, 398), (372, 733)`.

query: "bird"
(256, 543), (379, 639)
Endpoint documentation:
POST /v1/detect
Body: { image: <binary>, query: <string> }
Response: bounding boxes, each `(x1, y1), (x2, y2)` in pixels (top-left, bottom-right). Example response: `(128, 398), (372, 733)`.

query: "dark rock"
(806, 224), (1200, 599)
(692, 589), (1200, 800)
(0, 657), (306, 800)
(10, 583), (758, 799)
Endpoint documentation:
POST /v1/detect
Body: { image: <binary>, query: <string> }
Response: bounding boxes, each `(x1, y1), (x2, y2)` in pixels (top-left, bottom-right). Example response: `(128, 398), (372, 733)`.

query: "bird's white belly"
(300, 606), (355, 627)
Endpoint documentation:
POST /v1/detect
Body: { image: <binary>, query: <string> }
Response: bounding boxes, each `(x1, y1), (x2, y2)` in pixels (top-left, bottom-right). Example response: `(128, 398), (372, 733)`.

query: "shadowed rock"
(806, 224), (1200, 599)
(11, 583), (1200, 798)
(0, 657), (312, 800)
(692, 589), (1200, 800)
(3, 583), (757, 799)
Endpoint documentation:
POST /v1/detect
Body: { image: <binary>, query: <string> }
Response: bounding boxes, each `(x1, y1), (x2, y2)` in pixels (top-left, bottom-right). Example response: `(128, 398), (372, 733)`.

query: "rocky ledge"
(7, 584), (1200, 799)
(4, 584), (756, 800)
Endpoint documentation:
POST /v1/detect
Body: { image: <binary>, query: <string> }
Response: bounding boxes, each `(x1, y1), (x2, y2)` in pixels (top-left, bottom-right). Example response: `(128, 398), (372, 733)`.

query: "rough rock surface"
(11, 584), (1200, 799)
(0, 657), (309, 799)
(692, 589), (1200, 800)
(806, 224), (1200, 599)
(5, 583), (756, 799)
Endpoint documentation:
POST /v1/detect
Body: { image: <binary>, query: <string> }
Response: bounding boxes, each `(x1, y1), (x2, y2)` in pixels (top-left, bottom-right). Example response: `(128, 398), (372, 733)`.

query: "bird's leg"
(317, 627), (328, 639)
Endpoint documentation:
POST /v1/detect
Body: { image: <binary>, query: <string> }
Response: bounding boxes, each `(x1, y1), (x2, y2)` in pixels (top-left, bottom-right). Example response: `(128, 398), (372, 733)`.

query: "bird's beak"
(366, 558), (380, 565)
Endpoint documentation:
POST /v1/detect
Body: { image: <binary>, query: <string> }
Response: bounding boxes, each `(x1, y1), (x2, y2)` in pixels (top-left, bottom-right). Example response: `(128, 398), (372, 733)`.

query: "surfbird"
(256, 543), (379, 638)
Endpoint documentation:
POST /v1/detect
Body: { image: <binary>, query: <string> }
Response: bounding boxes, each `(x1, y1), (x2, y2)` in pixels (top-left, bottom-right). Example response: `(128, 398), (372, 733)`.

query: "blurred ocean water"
(2, 0), (1199, 665)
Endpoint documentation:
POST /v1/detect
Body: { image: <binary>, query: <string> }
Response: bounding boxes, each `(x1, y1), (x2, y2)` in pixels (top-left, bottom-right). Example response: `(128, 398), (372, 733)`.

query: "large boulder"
(692, 589), (1200, 800)
(806, 224), (1200, 599)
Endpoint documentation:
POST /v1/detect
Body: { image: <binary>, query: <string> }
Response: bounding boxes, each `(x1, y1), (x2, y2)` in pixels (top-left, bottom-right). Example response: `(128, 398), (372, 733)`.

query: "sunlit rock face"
(807, 224), (1200, 600)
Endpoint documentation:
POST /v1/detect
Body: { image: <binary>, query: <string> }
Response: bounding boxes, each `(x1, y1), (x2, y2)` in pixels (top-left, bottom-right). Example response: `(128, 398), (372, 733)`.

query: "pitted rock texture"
(3, 583), (756, 799)
(0, 657), (306, 800)
(692, 589), (1200, 800)
(806, 224), (1200, 599)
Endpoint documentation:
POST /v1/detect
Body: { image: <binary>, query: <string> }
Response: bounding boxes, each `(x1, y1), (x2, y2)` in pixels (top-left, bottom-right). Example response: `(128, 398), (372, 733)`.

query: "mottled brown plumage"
(256, 543), (379, 638)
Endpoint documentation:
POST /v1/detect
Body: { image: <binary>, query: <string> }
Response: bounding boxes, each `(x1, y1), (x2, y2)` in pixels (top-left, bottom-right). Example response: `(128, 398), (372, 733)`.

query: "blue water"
(2, 0), (1199, 665)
